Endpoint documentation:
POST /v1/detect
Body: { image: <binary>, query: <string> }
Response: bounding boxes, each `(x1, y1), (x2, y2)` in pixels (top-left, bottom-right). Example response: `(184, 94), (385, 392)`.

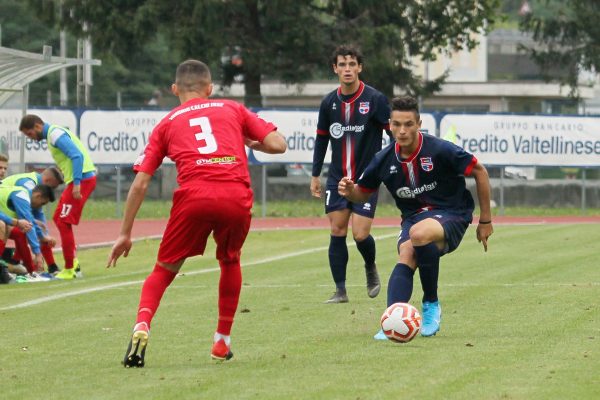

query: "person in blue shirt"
(338, 95), (493, 338)
(1, 168), (64, 274)
(311, 45), (391, 304)
(20, 115), (97, 280)
(0, 184), (56, 275)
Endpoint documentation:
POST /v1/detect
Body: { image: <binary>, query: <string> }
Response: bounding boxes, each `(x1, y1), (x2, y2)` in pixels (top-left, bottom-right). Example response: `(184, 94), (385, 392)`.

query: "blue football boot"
(373, 329), (388, 340)
(421, 301), (441, 337)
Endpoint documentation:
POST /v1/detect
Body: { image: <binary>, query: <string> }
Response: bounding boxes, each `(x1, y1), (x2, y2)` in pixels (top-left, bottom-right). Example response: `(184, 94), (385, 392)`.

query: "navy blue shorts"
(324, 186), (378, 219)
(397, 209), (472, 255)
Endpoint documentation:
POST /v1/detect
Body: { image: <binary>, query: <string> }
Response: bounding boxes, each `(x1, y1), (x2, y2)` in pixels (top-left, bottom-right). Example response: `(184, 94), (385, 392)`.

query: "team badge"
(420, 157), (433, 172)
(358, 102), (370, 114)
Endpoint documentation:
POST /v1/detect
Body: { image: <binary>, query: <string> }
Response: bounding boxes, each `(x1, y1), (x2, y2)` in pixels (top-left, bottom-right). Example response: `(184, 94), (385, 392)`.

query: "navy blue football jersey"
(314, 81), (390, 185)
(357, 132), (478, 218)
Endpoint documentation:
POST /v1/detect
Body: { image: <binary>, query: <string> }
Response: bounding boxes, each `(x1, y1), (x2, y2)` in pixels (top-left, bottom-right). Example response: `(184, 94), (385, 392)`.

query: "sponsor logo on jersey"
(329, 123), (365, 139)
(332, 103), (337, 110)
(420, 157), (433, 172)
(358, 102), (370, 114)
(389, 165), (398, 174)
(395, 181), (438, 198)
(195, 156), (238, 165)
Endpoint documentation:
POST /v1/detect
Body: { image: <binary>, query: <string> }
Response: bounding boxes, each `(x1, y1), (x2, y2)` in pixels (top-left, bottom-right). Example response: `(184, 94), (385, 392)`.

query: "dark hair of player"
(175, 59), (212, 93)
(330, 45), (363, 66)
(391, 96), (420, 121)
(19, 114), (44, 131)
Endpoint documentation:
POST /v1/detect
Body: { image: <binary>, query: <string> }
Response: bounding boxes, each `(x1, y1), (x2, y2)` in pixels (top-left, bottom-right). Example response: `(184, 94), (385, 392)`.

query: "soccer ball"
(380, 302), (422, 343)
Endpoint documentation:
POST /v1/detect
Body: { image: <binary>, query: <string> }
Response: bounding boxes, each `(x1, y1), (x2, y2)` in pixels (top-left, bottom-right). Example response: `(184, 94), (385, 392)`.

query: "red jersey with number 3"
(134, 98), (276, 187)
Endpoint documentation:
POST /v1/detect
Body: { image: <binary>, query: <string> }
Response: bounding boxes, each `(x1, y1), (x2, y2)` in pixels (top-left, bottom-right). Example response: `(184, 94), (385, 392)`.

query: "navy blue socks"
(414, 242), (440, 303)
(329, 235), (348, 290)
(387, 263), (415, 306)
(355, 234), (376, 266)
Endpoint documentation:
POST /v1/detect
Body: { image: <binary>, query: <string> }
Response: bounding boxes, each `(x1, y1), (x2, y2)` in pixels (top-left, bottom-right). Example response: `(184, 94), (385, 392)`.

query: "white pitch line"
(0, 233), (398, 311)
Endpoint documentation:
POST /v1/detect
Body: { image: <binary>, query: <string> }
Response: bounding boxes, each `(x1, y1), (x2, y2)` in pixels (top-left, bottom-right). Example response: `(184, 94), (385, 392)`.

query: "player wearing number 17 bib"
(108, 59), (287, 366)
(19, 115), (97, 280)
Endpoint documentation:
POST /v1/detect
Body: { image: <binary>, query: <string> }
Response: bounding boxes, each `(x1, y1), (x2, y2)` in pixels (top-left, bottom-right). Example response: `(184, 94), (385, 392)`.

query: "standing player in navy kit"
(338, 96), (493, 338)
(311, 45), (391, 303)
(108, 59), (287, 366)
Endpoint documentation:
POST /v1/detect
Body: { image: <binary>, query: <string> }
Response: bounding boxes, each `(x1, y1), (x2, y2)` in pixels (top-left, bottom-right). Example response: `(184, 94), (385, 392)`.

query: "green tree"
(40, 0), (329, 107)
(29, 0), (501, 106)
(10, 0), (180, 107)
(325, 0), (501, 99)
(519, 0), (600, 95)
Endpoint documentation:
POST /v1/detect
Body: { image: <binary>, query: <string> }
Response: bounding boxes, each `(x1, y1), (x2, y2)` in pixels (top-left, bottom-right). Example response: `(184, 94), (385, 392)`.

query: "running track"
(45, 215), (600, 250)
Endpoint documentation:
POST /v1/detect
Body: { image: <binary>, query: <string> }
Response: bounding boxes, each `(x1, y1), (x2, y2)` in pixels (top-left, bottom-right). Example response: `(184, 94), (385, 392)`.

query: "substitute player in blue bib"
(311, 45), (391, 303)
(338, 96), (493, 338)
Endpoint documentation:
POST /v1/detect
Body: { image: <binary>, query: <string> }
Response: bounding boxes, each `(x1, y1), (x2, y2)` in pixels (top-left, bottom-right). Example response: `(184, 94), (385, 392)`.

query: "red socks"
(134, 260), (242, 336)
(9, 229), (34, 273)
(136, 264), (177, 327)
(54, 218), (75, 269)
(41, 243), (56, 266)
(217, 259), (242, 336)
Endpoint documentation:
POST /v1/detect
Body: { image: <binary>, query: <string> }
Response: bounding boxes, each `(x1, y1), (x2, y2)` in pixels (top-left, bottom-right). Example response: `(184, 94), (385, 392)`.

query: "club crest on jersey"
(358, 102), (370, 114)
(420, 157), (433, 172)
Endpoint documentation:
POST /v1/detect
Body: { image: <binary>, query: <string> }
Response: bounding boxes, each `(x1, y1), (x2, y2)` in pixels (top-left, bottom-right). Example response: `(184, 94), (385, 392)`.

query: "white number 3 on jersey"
(190, 117), (218, 154)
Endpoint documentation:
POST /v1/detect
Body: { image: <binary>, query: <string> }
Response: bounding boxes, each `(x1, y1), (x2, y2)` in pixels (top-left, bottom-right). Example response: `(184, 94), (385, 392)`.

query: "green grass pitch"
(0, 224), (599, 399)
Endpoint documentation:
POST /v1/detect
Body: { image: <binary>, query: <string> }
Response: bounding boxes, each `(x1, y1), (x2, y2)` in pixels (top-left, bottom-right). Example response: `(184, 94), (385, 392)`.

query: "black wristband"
(478, 220), (492, 224)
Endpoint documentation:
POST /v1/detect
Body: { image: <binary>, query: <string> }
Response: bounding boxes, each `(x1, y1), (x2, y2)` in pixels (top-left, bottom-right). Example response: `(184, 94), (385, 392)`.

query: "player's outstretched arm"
(471, 162), (493, 252)
(107, 171), (152, 268)
(247, 130), (287, 154)
(338, 177), (371, 203)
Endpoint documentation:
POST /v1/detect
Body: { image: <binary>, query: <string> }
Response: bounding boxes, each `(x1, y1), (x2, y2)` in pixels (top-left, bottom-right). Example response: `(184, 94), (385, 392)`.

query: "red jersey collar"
(336, 81), (365, 104)
(395, 131), (423, 163)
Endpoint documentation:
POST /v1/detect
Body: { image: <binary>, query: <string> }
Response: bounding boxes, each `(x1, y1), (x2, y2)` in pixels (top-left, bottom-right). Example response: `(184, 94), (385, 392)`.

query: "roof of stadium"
(0, 45), (101, 107)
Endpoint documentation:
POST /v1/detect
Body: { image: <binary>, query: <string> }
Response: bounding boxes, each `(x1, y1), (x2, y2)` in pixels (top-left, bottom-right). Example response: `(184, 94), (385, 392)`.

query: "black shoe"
(324, 288), (349, 303)
(48, 264), (60, 275)
(0, 262), (15, 284)
(365, 263), (381, 298)
(123, 323), (149, 368)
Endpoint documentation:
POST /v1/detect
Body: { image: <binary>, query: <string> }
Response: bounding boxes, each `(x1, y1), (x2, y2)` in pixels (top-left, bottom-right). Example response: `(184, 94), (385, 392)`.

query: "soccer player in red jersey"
(107, 59), (287, 366)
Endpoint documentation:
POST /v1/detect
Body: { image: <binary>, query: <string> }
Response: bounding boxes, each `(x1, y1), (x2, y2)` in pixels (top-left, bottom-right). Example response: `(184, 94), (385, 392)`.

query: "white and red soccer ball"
(380, 302), (422, 343)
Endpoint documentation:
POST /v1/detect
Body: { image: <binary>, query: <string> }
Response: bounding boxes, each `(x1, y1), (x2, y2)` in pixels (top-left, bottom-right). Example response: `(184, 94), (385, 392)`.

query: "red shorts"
(53, 176), (97, 225)
(157, 183), (253, 264)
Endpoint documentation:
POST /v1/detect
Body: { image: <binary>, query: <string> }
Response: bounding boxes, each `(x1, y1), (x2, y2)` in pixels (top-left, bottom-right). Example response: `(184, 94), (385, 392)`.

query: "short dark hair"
(175, 59), (212, 93)
(331, 45), (363, 66)
(391, 96), (420, 120)
(33, 184), (55, 203)
(46, 166), (64, 185)
(19, 114), (44, 131)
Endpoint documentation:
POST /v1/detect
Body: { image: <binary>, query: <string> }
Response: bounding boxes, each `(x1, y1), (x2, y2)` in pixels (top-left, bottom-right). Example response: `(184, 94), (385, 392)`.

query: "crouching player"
(1, 167), (64, 274)
(338, 96), (493, 339)
(0, 184), (56, 279)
